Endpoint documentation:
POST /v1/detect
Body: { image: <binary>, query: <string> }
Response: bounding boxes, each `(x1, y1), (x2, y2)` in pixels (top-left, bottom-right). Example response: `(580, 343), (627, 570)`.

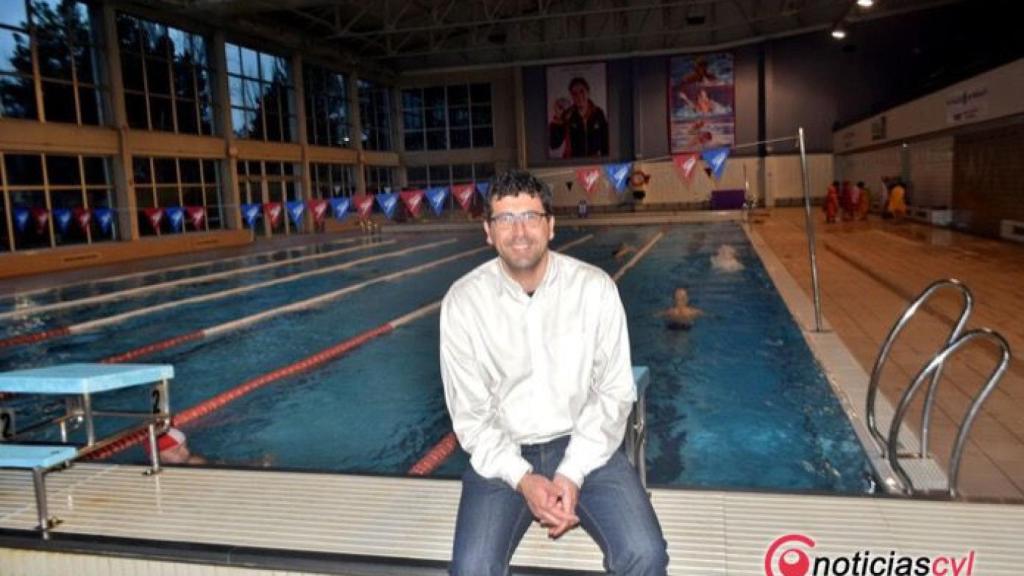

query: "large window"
(358, 79), (392, 151)
(236, 160), (302, 236)
(363, 165), (394, 195)
(406, 163), (493, 212)
(310, 163), (355, 198)
(402, 83), (492, 151)
(2, 153), (116, 251)
(1, 0), (105, 124)
(117, 13), (214, 135)
(132, 156), (223, 236)
(226, 43), (295, 142)
(304, 64), (350, 148)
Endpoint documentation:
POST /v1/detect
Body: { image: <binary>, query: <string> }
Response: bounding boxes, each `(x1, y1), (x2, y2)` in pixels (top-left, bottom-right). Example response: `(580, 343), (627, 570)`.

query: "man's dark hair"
(568, 77), (590, 92)
(485, 170), (553, 219)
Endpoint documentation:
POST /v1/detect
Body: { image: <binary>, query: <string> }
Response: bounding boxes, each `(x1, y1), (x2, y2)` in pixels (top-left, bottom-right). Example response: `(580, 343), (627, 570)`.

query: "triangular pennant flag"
(604, 163), (632, 194)
(453, 183), (475, 212)
(308, 199), (328, 224)
(701, 147), (730, 180)
(329, 197), (351, 220)
(73, 207), (92, 233)
(673, 153), (699, 183)
(143, 207), (164, 232)
(475, 181), (492, 201)
(13, 207), (30, 233)
(31, 207), (49, 234)
(353, 194), (374, 219)
(375, 191), (399, 220)
(185, 206), (205, 230)
(165, 206), (184, 232)
(400, 189), (425, 218)
(263, 202), (282, 228)
(286, 200), (305, 227)
(426, 186), (449, 216)
(93, 207), (113, 235)
(53, 208), (72, 235)
(565, 180), (574, 192)
(576, 166), (602, 197)
(241, 203), (262, 228)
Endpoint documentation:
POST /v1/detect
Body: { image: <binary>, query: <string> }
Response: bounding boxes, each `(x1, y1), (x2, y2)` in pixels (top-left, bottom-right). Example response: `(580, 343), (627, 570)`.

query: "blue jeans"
(450, 436), (668, 575)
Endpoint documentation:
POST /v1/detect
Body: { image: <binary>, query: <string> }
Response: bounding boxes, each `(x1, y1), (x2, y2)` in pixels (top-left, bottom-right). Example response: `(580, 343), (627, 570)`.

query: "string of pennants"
(10, 206), (117, 236)
(239, 181), (495, 226)
(571, 147), (731, 197)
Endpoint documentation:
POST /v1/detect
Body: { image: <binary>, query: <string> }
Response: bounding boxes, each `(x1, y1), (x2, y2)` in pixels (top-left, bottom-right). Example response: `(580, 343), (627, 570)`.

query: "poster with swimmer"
(546, 62), (609, 159)
(669, 52), (735, 153)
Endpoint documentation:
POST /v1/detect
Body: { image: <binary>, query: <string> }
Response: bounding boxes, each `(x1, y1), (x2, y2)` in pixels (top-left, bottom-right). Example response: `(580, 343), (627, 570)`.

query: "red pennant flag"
(673, 153), (699, 184)
(263, 202), (282, 228)
(143, 207), (164, 232)
(400, 189), (425, 218)
(353, 194), (374, 219)
(308, 199), (328, 224)
(73, 207), (92, 233)
(576, 166), (602, 197)
(30, 207), (49, 234)
(185, 206), (206, 230)
(452, 183), (475, 212)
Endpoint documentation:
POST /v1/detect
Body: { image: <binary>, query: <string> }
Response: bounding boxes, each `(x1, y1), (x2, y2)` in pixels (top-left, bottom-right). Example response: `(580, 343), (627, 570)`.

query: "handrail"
(865, 279), (972, 457)
(887, 329), (1011, 497)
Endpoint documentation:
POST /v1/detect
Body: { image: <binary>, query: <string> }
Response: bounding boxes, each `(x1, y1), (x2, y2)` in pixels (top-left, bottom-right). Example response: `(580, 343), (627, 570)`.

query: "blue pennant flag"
(241, 203), (262, 228)
(476, 181), (492, 201)
(93, 207), (113, 235)
(329, 197), (350, 220)
(604, 162), (632, 193)
(701, 147), (730, 180)
(286, 200), (305, 227)
(376, 191), (398, 220)
(165, 206), (184, 232)
(426, 186), (449, 216)
(13, 207), (30, 233)
(53, 208), (72, 235)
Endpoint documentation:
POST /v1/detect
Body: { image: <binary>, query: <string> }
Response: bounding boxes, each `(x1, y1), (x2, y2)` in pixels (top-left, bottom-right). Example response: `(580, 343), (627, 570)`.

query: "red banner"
(73, 207), (91, 233)
(673, 153), (699, 183)
(353, 194), (374, 219)
(452, 183), (475, 212)
(185, 206), (206, 230)
(30, 207), (49, 234)
(576, 166), (602, 197)
(400, 189), (425, 218)
(263, 202), (282, 228)
(143, 207), (164, 232)
(308, 199), (328, 224)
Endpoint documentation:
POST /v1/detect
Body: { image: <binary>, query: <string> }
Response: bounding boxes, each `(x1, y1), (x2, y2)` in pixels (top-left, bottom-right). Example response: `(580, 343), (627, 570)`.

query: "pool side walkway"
(753, 209), (1024, 502)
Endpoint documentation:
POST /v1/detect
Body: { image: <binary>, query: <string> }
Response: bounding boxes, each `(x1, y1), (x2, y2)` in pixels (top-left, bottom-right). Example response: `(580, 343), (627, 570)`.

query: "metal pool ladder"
(865, 279), (1012, 498)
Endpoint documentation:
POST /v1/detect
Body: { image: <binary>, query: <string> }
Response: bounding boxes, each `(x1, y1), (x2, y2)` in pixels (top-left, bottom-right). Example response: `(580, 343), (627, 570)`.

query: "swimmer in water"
(711, 244), (743, 272)
(659, 288), (702, 330)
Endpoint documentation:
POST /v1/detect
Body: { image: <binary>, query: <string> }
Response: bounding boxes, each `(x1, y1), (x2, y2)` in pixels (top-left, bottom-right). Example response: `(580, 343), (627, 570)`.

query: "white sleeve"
(440, 292), (532, 489)
(556, 278), (636, 488)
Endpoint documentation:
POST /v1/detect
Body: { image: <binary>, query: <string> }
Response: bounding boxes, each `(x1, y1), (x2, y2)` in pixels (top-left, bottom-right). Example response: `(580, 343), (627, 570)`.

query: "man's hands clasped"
(517, 473), (580, 538)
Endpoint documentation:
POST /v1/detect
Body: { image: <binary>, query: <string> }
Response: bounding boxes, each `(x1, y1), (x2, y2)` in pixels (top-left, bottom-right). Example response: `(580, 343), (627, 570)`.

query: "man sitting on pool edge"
(440, 169), (668, 575)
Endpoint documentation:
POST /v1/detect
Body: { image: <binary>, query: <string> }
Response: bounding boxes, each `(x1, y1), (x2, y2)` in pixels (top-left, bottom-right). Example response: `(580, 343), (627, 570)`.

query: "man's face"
(484, 193), (555, 274)
(570, 84), (589, 109)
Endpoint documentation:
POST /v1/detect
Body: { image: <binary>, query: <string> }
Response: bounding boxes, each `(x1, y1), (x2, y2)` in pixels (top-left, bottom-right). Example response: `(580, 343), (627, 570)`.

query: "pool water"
(0, 222), (874, 492)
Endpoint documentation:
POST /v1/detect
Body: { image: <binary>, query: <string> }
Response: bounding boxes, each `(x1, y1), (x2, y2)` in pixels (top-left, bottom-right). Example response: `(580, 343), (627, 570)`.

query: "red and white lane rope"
(0, 239), (454, 350)
(0, 238), (384, 321)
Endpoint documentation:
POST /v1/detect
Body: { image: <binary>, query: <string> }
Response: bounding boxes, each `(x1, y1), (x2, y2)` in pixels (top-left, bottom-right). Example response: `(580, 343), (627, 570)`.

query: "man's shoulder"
(444, 258), (499, 303)
(554, 252), (614, 288)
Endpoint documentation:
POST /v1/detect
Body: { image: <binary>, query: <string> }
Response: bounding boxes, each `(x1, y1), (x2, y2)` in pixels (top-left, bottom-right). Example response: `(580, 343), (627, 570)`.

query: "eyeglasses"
(489, 211), (549, 229)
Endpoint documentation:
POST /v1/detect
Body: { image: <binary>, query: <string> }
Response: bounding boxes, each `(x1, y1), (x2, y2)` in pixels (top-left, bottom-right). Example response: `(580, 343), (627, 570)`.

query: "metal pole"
(797, 127), (823, 332)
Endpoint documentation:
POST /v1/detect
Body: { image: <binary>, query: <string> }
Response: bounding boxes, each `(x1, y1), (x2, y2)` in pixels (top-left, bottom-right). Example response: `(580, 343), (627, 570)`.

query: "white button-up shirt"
(440, 250), (636, 489)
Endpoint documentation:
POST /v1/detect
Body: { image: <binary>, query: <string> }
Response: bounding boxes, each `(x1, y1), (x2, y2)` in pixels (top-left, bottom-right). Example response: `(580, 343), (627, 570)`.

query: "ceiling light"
(857, 0), (874, 7)
(831, 27), (847, 39)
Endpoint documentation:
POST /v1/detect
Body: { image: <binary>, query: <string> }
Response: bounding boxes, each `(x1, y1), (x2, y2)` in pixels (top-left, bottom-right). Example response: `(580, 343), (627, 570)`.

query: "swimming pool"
(0, 222), (874, 492)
